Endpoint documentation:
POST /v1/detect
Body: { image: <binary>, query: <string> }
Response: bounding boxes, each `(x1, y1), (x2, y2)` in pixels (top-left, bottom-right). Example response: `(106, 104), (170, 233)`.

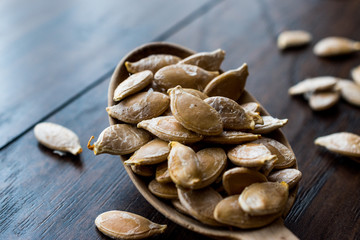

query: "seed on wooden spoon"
(268, 169), (302, 189)
(155, 161), (172, 183)
(154, 64), (219, 91)
(313, 37), (360, 57)
(314, 132), (360, 158)
(240, 102), (260, 112)
(182, 88), (208, 100)
(169, 86), (223, 136)
(239, 182), (289, 216)
(351, 64), (360, 86)
(113, 70), (153, 101)
(107, 90), (170, 124)
(131, 164), (154, 177)
(214, 195), (282, 229)
(178, 187), (223, 226)
(34, 122), (82, 155)
(251, 116), (288, 134)
(171, 199), (190, 216)
(336, 79), (360, 107)
(277, 30), (312, 50)
(95, 210), (167, 239)
(87, 124), (151, 155)
(178, 49), (225, 71)
(124, 139), (170, 165)
(203, 131), (261, 145)
(288, 76), (338, 95)
(203, 63), (248, 101)
(125, 54), (181, 74)
(308, 91), (340, 111)
(148, 179), (178, 199)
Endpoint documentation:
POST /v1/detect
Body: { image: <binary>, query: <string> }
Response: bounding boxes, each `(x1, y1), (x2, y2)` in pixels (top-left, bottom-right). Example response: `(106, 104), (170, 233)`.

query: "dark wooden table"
(1, 0), (360, 239)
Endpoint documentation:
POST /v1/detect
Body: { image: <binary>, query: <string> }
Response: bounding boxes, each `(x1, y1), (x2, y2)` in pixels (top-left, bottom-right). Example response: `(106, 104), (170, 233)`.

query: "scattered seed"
(313, 37), (360, 57)
(315, 132), (360, 158)
(288, 76), (338, 95)
(277, 30), (312, 50)
(351, 64), (360, 86)
(336, 79), (360, 107)
(308, 91), (340, 111)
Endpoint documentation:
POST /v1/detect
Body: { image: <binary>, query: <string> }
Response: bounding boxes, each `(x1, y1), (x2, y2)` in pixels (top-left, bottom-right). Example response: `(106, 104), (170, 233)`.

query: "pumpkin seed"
(203, 63), (248, 101)
(182, 88), (208, 100)
(288, 76), (338, 95)
(137, 116), (203, 144)
(239, 182), (289, 216)
(169, 86), (223, 136)
(308, 91), (340, 111)
(168, 142), (202, 189)
(178, 187), (223, 226)
(240, 102), (260, 113)
(222, 167), (267, 195)
(34, 122), (82, 155)
(148, 179), (178, 199)
(124, 139), (170, 165)
(214, 195), (282, 229)
(155, 161), (172, 183)
(260, 156), (278, 176)
(351, 64), (360, 86)
(314, 132), (360, 158)
(107, 90), (170, 124)
(178, 49), (225, 71)
(336, 79), (360, 107)
(277, 30), (312, 50)
(95, 210), (167, 239)
(113, 70), (153, 101)
(87, 124), (151, 155)
(203, 131), (260, 145)
(153, 64), (219, 91)
(268, 169), (302, 189)
(204, 96), (256, 130)
(251, 116), (288, 134)
(125, 54), (181, 74)
(228, 143), (278, 168)
(171, 199), (190, 215)
(313, 37), (360, 57)
(130, 164), (154, 177)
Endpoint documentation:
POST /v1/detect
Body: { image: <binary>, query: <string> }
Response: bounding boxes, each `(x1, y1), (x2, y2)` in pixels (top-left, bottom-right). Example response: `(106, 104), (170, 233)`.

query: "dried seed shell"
(240, 102), (260, 112)
(178, 187), (223, 226)
(131, 164), (154, 177)
(313, 37), (360, 57)
(314, 132), (360, 158)
(125, 54), (181, 74)
(182, 88), (208, 100)
(169, 86), (223, 136)
(288, 76), (338, 95)
(251, 116), (288, 134)
(155, 161), (172, 183)
(205, 96), (256, 130)
(203, 131), (261, 145)
(268, 169), (302, 189)
(148, 179), (178, 199)
(277, 30), (312, 50)
(214, 195), (281, 229)
(124, 139), (170, 165)
(95, 210), (167, 239)
(239, 182), (289, 216)
(336, 79), (360, 106)
(34, 122), (82, 155)
(351, 64), (360, 86)
(222, 167), (267, 195)
(137, 116), (202, 144)
(308, 91), (340, 111)
(178, 49), (225, 71)
(203, 63), (248, 101)
(113, 70), (153, 101)
(87, 124), (151, 155)
(107, 90), (170, 124)
(153, 64), (219, 91)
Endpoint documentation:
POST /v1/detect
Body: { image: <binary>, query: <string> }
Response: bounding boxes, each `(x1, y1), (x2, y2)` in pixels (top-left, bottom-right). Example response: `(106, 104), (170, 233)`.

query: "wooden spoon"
(108, 42), (299, 240)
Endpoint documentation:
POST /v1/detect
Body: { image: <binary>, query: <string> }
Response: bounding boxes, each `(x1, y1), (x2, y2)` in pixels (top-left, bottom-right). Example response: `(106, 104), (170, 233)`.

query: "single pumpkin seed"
(125, 54), (181, 74)
(214, 195), (282, 229)
(228, 143), (278, 168)
(351, 64), (360, 86)
(336, 79), (360, 107)
(268, 169), (302, 189)
(239, 182), (289, 216)
(87, 124), (151, 155)
(203, 63), (248, 101)
(203, 131), (261, 145)
(288, 76), (338, 95)
(240, 102), (260, 112)
(137, 116), (203, 144)
(130, 164), (154, 177)
(308, 91), (340, 111)
(34, 122), (82, 155)
(313, 36), (360, 57)
(107, 90), (170, 124)
(277, 30), (312, 50)
(155, 161), (172, 183)
(168, 142), (202, 189)
(124, 139), (170, 165)
(314, 132), (360, 158)
(148, 179), (178, 199)
(171, 199), (190, 216)
(178, 49), (225, 71)
(95, 210), (167, 240)
(250, 116), (288, 134)
(260, 156), (278, 176)
(113, 70), (153, 101)
(182, 88), (208, 100)
(153, 64), (219, 91)
(222, 167), (267, 195)
(177, 187), (223, 226)
(204, 96), (256, 130)
(169, 86), (223, 136)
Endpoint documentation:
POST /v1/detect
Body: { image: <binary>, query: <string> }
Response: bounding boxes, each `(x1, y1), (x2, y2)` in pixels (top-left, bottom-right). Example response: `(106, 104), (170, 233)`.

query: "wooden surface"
(1, 0), (359, 239)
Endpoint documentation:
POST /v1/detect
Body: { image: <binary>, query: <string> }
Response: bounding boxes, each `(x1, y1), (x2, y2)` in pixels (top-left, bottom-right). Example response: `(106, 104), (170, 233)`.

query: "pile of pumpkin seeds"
(88, 48), (302, 235)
